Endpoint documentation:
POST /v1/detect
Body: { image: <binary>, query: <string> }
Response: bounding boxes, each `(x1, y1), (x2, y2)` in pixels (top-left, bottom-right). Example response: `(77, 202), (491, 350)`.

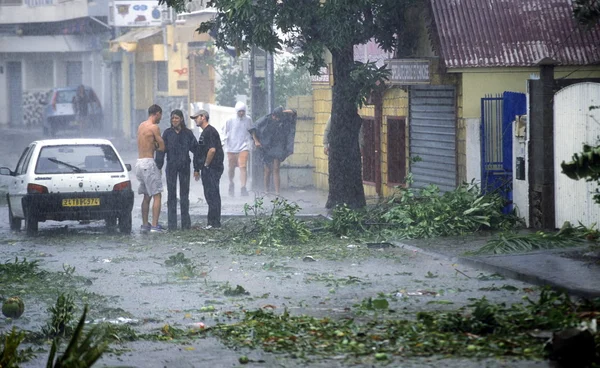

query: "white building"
(0, 0), (112, 129)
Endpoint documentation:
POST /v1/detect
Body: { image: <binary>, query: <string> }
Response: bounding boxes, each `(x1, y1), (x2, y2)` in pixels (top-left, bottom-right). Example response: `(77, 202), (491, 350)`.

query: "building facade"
(0, 0), (112, 129)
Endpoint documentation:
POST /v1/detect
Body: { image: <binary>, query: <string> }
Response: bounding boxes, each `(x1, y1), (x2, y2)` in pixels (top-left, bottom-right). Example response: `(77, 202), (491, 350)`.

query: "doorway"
(7, 61), (23, 127)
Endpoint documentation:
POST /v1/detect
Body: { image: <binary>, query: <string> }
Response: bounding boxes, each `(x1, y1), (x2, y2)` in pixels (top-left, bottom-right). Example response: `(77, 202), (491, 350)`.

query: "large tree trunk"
(326, 45), (366, 209)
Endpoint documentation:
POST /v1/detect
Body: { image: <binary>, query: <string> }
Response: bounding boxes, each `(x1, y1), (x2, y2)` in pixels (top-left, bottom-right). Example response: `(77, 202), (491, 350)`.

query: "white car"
(0, 139), (134, 234)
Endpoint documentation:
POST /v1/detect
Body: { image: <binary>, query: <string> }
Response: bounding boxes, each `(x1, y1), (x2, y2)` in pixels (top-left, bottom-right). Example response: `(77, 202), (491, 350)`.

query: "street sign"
(386, 59), (431, 85)
(110, 1), (165, 27)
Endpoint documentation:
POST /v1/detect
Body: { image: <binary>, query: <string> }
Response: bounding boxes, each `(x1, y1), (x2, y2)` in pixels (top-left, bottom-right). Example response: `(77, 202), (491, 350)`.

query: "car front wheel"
(25, 210), (38, 235)
(118, 211), (132, 234)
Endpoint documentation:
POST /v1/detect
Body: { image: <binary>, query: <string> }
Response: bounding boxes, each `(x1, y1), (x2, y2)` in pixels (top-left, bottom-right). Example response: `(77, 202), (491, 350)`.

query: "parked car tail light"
(27, 183), (48, 194)
(113, 181), (131, 191)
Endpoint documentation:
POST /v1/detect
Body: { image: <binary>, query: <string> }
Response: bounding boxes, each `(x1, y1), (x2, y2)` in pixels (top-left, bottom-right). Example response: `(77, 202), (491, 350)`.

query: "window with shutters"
(387, 117), (407, 185)
(361, 118), (376, 183)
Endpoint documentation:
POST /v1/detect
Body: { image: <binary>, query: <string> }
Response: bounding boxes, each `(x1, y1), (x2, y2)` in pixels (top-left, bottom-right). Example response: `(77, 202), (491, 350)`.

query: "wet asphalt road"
(0, 128), (551, 367)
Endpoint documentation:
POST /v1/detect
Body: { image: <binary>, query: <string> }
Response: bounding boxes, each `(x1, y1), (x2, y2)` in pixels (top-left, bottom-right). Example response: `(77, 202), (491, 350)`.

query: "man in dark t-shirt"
(191, 109), (224, 229)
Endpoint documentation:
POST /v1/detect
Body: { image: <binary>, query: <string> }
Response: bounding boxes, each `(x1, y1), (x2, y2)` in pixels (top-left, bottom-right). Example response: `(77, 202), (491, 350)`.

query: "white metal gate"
(554, 82), (600, 228)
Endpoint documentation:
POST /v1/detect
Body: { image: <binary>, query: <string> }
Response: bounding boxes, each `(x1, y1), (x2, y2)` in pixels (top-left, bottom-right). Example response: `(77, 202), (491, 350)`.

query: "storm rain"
(0, 0), (600, 367)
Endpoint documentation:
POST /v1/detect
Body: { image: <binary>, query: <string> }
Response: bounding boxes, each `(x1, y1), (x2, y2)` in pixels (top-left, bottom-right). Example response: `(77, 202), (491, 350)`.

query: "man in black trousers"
(191, 109), (224, 229)
(155, 109), (199, 231)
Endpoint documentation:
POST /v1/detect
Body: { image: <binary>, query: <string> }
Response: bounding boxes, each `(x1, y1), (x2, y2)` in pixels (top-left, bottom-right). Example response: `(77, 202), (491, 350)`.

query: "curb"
(394, 241), (600, 299)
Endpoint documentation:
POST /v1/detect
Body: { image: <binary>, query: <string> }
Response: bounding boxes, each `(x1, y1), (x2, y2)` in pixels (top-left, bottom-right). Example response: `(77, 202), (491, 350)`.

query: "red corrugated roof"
(430, 0), (600, 68)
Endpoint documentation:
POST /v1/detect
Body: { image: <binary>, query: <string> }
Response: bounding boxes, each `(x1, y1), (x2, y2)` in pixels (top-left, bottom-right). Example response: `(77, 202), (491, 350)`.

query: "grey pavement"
(398, 236), (600, 299)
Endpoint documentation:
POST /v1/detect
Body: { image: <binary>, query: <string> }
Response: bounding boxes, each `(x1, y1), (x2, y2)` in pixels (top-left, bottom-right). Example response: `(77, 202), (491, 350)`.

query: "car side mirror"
(0, 167), (14, 176)
(125, 164), (132, 172)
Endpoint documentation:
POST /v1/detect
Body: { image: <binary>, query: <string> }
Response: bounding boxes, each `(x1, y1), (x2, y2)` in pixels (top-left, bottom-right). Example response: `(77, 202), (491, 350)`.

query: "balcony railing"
(0, 0), (23, 5)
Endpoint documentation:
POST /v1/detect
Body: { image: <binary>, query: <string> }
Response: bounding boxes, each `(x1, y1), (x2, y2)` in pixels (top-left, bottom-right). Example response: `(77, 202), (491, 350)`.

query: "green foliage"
(380, 183), (521, 239)
(561, 144), (600, 204)
(43, 294), (76, 338)
(0, 257), (41, 279)
(201, 288), (599, 361)
(243, 196), (311, 247)
(1, 307), (107, 368)
(326, 204), (368, 236)
(46, 305), (108, 368)
(213, 51), (249, 107)
(0, 328), (27, 368)
(418, 289), (581, 336)
(223, 283), (250, 297)
(164, 252), (191, 266)
(274, 61), (312, 108)
(573, 0), (600, 27)
(474, 222), (598, 255)
(350, 61), (389, 108)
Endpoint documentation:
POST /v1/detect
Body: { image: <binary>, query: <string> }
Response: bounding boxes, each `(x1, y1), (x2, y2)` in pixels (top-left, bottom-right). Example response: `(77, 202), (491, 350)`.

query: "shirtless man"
(136, 104), (166, 233)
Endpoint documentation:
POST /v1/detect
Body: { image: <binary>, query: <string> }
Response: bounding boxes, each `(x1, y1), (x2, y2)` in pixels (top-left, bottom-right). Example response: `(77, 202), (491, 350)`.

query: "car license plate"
(62, 198), (100, 207)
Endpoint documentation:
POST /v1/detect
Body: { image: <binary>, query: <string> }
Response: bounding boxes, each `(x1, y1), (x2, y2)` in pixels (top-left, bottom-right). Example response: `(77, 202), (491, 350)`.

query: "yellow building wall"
(312, 84), (332, 190)
(122, 53), (132, 139)
(458, 67), (600, 118)
(134, 63), (153, 110)
(311, 84), (409, 199)
(286, 95), (314, 168)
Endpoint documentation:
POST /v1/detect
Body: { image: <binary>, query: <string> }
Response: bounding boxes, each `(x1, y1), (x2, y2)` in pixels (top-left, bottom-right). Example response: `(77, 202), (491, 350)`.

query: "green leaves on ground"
(326, 182), (522, 239)
(380, 184), (521, 239)
(0, 328), (29, 368)
(200, 289), (599, 363)
(473, 222), (599, 255)
(243, 197), (311, 247)
(46, 305), (108, 368)
(43, 293), (76, 338)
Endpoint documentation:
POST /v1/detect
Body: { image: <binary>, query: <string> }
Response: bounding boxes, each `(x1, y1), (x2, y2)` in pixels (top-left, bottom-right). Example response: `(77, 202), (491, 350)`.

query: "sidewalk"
(397, 236), (600, 299)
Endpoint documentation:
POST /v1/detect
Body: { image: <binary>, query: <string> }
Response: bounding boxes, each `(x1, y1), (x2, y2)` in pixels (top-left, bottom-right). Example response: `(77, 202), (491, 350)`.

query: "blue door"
(481, 91), (526, 212)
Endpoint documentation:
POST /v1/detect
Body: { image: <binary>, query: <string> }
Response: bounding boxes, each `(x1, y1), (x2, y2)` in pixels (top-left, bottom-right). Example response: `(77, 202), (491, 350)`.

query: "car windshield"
(35, 144), (123, 174)
(55, 90), (77, 104)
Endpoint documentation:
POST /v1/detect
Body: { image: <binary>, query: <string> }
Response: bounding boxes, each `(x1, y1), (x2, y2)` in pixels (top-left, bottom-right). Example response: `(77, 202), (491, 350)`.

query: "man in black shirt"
(155, 109), (199, 230)
(191, 109), (224, 229)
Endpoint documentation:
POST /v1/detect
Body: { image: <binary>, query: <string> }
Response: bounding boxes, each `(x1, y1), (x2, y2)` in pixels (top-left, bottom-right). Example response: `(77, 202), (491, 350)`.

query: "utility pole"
(250, 46), (268, 191)
(266, 52), (275, 112)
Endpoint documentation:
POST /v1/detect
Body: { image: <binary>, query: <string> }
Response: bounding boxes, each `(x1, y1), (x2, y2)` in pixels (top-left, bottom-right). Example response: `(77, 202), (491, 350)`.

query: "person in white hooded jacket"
(223, 102), (253, 196)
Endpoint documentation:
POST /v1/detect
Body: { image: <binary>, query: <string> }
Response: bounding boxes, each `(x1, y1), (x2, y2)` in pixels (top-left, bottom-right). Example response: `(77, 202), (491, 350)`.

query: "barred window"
(387, 118), (407, 184)
(362, 118), (376, 183)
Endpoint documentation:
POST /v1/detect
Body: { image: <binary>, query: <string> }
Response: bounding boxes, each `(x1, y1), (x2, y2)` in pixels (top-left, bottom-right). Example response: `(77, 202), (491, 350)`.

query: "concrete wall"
(312, 83), (332, 191)
(464, 118), (481, 185)
(280, 95), (314, 189)
(513, 119), (529, 226)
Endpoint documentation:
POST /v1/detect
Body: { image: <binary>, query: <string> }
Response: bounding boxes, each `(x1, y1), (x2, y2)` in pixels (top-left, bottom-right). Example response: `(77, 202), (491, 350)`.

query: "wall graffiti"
(23, 91), (46, 127)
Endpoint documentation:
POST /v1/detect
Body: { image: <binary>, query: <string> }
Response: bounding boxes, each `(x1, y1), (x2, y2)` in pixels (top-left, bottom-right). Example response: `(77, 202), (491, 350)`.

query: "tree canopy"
(161, 0), (424, 208)
(573, 0), (600, 27)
